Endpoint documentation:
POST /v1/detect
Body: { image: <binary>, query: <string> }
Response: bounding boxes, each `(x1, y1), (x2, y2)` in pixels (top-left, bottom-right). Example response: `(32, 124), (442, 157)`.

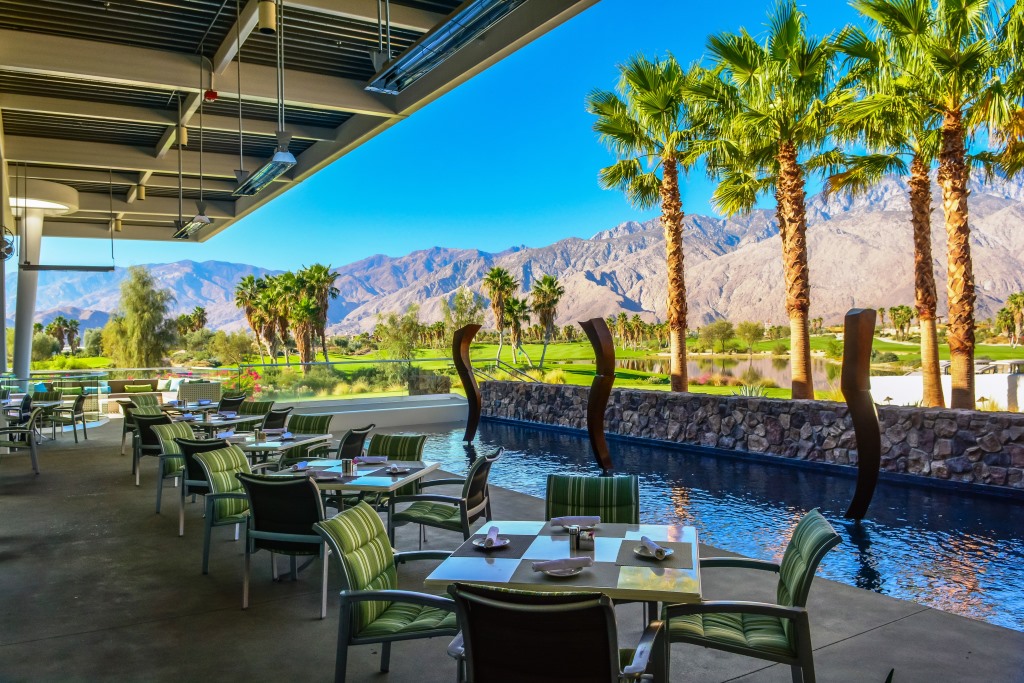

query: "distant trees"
(441, 287), (485, 339)
(699, 320), (735, 353)
(482, 267), (517, 361)
(375, 305), (422, 381)
(504, 297), (532, 365)
(531, 274), (564, 369)
(44, 315), (79, 351)
(888, 305), (915, 341)
(175, 306), (209, 337)
(103, 266), (175, 367)
(736, 321), (765, 355)
(1006, 292), (1024, 347)
(83, 328), (102, 357)
(32, 332), (60, 361)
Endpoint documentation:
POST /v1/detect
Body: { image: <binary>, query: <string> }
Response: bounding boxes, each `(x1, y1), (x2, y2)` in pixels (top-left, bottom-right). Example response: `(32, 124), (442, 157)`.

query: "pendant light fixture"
(234, 0), (295, 196)
(257, 0), (276, 34)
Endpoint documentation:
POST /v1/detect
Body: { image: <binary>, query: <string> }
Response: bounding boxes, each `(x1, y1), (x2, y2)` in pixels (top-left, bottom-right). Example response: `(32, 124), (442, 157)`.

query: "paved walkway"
(1, 421), (1022, 682)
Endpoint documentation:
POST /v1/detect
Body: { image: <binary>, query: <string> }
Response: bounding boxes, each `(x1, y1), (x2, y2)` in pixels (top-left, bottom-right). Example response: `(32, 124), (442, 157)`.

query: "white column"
(12, 208), (42, 384)
(0, 251), (6, 374)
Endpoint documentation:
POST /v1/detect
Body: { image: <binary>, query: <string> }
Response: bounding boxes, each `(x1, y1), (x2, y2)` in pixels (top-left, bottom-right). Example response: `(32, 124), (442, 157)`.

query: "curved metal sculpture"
(453, 324), (482, 442)
(579, 318), (616, 474)
(841, 308), (881, 520)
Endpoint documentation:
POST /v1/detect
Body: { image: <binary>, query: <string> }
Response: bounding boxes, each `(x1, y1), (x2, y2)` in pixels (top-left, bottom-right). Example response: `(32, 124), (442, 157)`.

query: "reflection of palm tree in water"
(845, 521), (883, 592)
(463, 443), (478, 466)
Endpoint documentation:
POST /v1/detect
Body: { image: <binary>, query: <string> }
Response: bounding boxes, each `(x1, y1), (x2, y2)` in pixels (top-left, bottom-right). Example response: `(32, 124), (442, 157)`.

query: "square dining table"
(270, 459), (441, 495)
(235, 433), (334, 459)
(177, 413), (264, 436)
(423, 520), (701, 604)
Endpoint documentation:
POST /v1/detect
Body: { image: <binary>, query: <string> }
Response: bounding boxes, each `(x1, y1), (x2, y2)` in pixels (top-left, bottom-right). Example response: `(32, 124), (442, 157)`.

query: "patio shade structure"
(0, 0), (600, 380)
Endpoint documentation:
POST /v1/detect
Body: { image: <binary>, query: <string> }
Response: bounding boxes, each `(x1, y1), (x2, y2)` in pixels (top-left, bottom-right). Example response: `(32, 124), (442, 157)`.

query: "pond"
(420, 420), (1024, 632)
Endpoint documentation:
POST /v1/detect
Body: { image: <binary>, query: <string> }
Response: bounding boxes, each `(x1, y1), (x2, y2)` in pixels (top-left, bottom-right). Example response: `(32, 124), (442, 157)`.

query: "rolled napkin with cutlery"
(198, 399), (211, 405)
(280, 431), (293, 440)
(290, 461), (309, 472)
(640, 535), (668, 560)
(550, 515), (601, 528)
(263, 427), (286, 435)
(218, 411), (237, 418)
(531, 557), (594, 572)
(484, 526), (500, 548)
(359, 455), (388, 464)
(181, 413), (195, 420)
(386, 464), (403, 474)
(216, 429), (235, 439)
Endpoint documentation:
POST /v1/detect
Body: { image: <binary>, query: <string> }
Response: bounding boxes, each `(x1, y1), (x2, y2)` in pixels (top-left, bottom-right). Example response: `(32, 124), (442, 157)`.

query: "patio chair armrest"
(699, 557), (780, 572)
(663, 601), (806, 621)
(389, 494), (462, 507)
(340, 589), (455, 611)
(419, 478), (466, 489)
(622, 619), (665, 679)
(250, 462), (278, 473)
(394, 550), (453, 565)
(0, 426), (29, 434)
(207, 492), (248, 502)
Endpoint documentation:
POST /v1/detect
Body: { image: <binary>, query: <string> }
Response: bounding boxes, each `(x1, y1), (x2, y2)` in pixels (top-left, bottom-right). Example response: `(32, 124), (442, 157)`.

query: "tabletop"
(271, 459), (441, 493)
(236, 433), (333, 453)
(423, 520), (701, 604)
(177, 414), (264, 429)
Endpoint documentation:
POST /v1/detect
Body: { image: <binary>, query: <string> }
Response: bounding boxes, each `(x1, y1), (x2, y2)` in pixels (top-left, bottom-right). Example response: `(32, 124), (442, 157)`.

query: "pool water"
(419, 420), (1024, 632)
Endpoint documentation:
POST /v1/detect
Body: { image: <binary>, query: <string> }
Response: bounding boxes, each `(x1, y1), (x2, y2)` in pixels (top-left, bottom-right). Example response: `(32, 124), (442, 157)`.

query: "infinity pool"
(418, 420), (1024, 632)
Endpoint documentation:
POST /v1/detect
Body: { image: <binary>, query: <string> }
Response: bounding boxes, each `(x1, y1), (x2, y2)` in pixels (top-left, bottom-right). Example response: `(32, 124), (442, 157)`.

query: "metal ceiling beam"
(285, 0), (444, 32)
(213, 0), (260, 74)
(0, 108), (16, 233)
(41, 220), (178, 241)
(74, 194), (235, 219)
(0, 29), (398, 118)
(155, 93), (202, 159)
(5, 136), (273, 179)
(22, 165), (237, 193)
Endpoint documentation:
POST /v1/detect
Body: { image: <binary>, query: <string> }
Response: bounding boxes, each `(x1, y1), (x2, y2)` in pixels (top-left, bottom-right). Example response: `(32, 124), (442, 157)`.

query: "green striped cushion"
(366, 434), (426, 460)
(545, 475), (640, 524)
(132, 394), (160, 407)
(126, 405), (163, 427)
(315, 502), (397, 631)
(278, 414), (334, 465)
(391, 501), (462, 532)
(776, 510), (841, 609)
(31, 391), (62, 402)
(194, 445), (251, 519)
(239, 400), (275, 416)
(666, 611), (794, 657)
(151, 422), (194, 476)
(358, 602), (457, 638)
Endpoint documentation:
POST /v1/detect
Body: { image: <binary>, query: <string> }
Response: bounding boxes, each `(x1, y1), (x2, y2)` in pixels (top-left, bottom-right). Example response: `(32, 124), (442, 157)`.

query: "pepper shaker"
(567, 525), (581, 552)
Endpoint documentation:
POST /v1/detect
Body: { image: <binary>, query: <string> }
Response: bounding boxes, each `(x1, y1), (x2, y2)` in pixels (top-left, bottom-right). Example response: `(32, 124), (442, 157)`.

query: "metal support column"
(12, 208), (42, 386)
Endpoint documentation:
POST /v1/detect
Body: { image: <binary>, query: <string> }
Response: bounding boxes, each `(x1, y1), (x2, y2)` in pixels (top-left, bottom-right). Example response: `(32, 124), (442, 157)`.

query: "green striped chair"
(31, 391), (62, 430)
(662, 509), (841, 683)
(545, 474), (640, 524)
(121, 402), (162, 455)
(193, 445), (254, 574)
(150, 422), (195, 514)
(238, 400), (275, 432)
(388, 449), (501, 548)
(335, 433), (429, 512)
(132, 394), (160, 407)
(276, 413), (334, 466)
(314, 502), (458, 683)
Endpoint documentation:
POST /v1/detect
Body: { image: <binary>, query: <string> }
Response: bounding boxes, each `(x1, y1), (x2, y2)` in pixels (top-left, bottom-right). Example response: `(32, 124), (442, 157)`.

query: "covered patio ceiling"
(0, 0), (598, 242)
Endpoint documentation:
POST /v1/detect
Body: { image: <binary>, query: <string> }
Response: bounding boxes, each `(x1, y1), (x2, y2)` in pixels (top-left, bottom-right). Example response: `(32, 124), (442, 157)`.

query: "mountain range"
(7, 175), (1024, 334)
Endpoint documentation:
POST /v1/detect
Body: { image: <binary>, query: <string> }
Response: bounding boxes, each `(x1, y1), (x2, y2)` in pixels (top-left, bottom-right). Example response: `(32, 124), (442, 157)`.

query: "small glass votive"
(578, 529), (596, 551)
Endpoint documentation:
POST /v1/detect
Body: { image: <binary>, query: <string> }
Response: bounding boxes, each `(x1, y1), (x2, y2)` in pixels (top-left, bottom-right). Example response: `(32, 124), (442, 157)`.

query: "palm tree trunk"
(776, 141), (814, 399)
(661, 155), (688, 392)
(540, 328), (550, 370)
(496, 328), (504, 363)
(938, 110), (975, 409)
(909, 155), (944, 408)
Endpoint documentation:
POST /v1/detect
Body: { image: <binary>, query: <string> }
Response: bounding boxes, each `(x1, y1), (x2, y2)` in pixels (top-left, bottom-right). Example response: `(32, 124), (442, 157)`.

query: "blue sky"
(40, 0), (861, 271)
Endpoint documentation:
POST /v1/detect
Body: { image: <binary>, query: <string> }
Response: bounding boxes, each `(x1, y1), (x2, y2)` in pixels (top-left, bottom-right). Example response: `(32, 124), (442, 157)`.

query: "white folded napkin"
(198, 399), (212, 405)
(290, 461), (309, 471)
(181, 413), (195, 420)
(386, 464), (404, 474)
(551, 515), (601, 527)
(484, 526), (500, 548)
(281, 431), (293, 440)
(216, 429), (235, 439)
(531, 557), (593, 572)
(263, 427), (286, 435)
(360, 455), (387, 464)
(640, 535), (667, 560)
(219, 411), (237, 418)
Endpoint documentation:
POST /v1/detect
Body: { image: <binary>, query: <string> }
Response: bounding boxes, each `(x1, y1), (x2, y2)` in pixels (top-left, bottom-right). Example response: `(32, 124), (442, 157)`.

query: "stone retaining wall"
(480, 381), (1024, 491)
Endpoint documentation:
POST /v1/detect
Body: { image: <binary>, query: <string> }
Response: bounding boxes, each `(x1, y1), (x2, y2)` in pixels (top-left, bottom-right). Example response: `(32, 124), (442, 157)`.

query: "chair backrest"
(237, 474), (325, 554)
(31, 390), (62, 402)
(545, 474), (640, 524)
(134, 413), (173, 448)
(239, 400), (274, 416)
(19, 406), (45, 430)
(776, 509), (841, 610)
(193, 445), (252, 519)
(132, 394), (160, 407)
(448, 583), (620, 683)
(314, 502), (397, 631)
(19, 394), (33, 413)
(126, 405), (163, 429)
(173, 437), (228, 489)
(218, 394), (247, 412)
(365, 433), (426, 461)
(287, 413), (332, 435)
(151, 422), (195, 456)
(0, 387), (10, 401)
(262, 407), (292, 429)
(70, 393), (87, 414)
(336, 424), (374, 458)
(462, 449), (502, 522)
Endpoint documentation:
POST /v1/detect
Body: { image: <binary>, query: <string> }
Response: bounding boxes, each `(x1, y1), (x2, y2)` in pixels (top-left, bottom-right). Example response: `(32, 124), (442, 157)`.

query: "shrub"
(543, 369), (567, 384)
(874, 352), (899, 363)
(772, 343), (788, 356)
(734, 384), (769, 397)
(644, 375), (669, 385)
(825, 339), (844, 360)
(350, 379), (371, 394)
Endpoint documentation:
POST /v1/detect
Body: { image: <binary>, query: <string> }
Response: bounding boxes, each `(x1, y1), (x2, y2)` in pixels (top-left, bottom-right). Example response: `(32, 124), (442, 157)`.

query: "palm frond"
(825, 152), (908, 197)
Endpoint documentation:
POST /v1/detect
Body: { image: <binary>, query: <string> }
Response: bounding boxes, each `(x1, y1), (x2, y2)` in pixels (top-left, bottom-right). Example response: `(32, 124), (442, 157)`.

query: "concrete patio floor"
(1, 420), (1022, 682)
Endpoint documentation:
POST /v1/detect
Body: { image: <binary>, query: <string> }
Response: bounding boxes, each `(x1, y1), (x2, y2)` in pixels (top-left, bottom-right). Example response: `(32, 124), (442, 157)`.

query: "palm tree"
(235, 275), (267, 364)
(995, 307), (1015, 342)
(190, 306), (208, 331)
(66, 319), (80, 353)
(832, 22), (945, 406)
(504, 296), (532, 366)
(269, 273), (297, 365)
(289, 296), (319, 371)
(588, 53), (691, 392)
(686, 1), (846, 399)
(300, 263), (340, 361)
(482, 267), (517, 362)
(1006, 292), (1024, 347)
(853, 0), (1021, 408)
(255, 283), (279, 361)
(530, 274), (565, 369)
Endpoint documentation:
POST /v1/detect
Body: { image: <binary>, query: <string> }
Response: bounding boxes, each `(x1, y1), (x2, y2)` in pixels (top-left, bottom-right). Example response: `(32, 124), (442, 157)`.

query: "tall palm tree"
(255, 283), (279, 362)
(587, 53), (691, 392)
(66, 319), (80, 353)
(504, 296), (532, 366)
(1006, 292), (1024, 347)
(686, 1), (847, 399)
(235, 274), (268, 364)
(289, 296), (319, 371)
(832, 21), (944, 406)
(995, 306), (1015, 342)
(190, 306), (208, 331)
(300, 263), (340, 361)
(482, 267), (517, 362)
(530, 274), (565, 369)
(853, 0), (1022, 408)
(269, 273), (298, 365)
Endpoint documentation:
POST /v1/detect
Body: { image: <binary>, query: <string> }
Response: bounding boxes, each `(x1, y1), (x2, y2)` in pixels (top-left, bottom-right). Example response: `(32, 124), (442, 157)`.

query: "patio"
(1, 420), (1022, 682)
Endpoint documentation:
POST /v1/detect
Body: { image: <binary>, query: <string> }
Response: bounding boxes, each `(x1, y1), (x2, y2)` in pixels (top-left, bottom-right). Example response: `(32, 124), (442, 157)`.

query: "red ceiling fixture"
(204, 89), (218, 102)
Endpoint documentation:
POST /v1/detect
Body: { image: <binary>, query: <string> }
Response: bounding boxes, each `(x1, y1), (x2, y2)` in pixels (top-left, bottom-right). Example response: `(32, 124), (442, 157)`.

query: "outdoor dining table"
(161, 401), (219, 415)
(269, 458), (441, 495)
(423, 520), (702, 605)
(235, 433), (334, 462)
(176, 413), (264, 436)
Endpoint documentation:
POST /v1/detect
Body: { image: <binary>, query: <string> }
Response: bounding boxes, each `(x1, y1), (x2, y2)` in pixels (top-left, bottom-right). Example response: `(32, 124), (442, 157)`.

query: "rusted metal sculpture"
(453, 324), (482, 442)
(579, 318), (616, 474)
(841, 308), (881, 520)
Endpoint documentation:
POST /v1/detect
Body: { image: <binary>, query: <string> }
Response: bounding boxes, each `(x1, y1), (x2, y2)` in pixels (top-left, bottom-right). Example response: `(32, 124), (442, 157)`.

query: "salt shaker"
(567, 525), (581, 551)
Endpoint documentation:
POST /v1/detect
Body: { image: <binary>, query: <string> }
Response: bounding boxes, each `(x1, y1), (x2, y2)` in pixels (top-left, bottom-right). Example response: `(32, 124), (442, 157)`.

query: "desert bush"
(825, 339), (844, 360)
(543, 369), (567, 384)
(772, 343), (788, 356)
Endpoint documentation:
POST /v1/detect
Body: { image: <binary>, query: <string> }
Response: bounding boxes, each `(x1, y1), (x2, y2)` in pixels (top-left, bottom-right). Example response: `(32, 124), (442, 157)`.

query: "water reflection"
(418, 422), (1024, 632)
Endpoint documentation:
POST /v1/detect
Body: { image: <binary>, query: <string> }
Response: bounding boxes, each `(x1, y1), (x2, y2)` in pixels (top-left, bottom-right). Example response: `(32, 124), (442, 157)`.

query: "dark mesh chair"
(388, 449), (501, 547)
(48, 393), (89, 442)
(236, 473), (328, 618)
(3, 394), (32, 425)
(173, 437), (228, 537)
(448, 583), (665, 683)
(218, 394), (247, 413)
(336, 424), (375, 459)
(133, 412), (172, 487)
(262, 407), (293, 430)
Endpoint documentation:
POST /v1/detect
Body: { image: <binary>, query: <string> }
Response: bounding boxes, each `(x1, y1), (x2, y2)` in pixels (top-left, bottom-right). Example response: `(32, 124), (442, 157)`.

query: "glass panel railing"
(233, 359), (455, 402)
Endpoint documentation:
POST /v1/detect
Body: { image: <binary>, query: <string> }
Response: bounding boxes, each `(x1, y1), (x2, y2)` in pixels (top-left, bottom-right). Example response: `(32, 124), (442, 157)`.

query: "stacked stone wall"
(480, 381), (1024, 490)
